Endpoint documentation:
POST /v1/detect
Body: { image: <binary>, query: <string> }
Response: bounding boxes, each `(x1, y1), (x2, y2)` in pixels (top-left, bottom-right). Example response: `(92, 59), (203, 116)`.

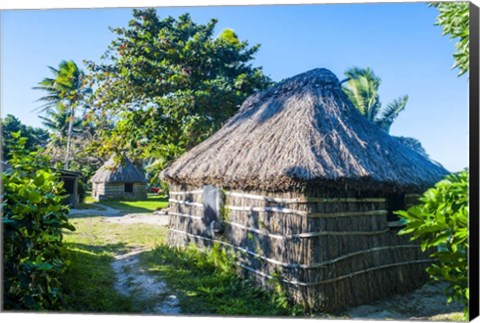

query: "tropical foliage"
(86, 9), (271, 168)
(39, 106), (83, 139)
(430, 2), (469, 76)
(34, 60), (92, 168)
(2, 132), (75, 310)
(342, 67), (408, 133)
(1, 114), (49, 158)
(396, 170), (469, 317)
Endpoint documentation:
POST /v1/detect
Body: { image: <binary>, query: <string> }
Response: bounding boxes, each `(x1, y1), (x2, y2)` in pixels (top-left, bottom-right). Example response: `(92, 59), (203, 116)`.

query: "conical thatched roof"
(91, 156), (147, 184)
(161, 68), (448, 193)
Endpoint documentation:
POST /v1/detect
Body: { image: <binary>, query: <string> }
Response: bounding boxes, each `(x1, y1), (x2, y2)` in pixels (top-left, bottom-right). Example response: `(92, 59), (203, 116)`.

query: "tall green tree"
(34, 60), (91, 169)
(1, 114), (49, 159)
(39, 105), (83, 139)
(86, 9), (271, 166)
(430, 2), (469, 76)
(342, 67), (409, 133)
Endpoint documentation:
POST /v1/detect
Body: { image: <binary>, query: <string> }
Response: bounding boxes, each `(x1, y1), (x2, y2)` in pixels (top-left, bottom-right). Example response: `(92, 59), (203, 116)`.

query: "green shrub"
(396, 170), (468, 317)
(2, 132), (75, 310)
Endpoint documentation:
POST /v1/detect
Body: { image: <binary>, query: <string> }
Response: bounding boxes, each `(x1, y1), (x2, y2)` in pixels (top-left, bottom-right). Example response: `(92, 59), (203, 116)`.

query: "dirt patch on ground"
(111, 247), (180, 315)
(344, 282), (464, 320)
(104, 213), (169, 226)
(69, 204), (121, 217)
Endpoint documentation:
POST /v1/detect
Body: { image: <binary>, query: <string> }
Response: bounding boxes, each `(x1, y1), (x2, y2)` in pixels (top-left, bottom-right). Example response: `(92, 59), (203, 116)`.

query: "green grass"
(61, 244), (136, 313)
(60, 210), (306, 316)
(97, 194), (169, 213)
(59, 214), (168, 312)
(140, 243), (306, 316)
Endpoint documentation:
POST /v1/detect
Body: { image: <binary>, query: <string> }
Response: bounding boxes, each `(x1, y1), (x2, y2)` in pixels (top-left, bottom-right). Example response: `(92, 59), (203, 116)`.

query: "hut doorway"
(124, 183), (134, 193)
(386, 193), (406, 228)
(203, 185), (224, 236)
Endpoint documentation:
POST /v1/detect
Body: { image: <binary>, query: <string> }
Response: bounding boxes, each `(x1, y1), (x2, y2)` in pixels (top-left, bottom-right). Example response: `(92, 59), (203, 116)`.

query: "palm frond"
(376, 95), (408, 132)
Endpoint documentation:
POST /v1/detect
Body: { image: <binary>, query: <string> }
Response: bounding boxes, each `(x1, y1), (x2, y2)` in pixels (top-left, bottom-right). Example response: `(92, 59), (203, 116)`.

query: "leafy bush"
(2, 132), (75, 310)
(396, 170), (468, 317)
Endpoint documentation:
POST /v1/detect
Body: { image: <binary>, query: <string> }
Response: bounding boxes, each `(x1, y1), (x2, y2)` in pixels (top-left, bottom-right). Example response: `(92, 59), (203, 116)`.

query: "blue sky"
(1, 2), (469, 172)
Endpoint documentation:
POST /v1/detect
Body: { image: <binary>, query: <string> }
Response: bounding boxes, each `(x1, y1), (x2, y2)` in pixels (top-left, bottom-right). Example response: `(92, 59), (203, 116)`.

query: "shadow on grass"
(65, 241), (131, 255)
(60, 242), (139, 313)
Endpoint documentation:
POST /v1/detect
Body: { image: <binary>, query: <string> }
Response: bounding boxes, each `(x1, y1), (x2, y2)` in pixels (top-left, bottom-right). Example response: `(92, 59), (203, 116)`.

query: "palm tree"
(39, 104), (83, 138)
(342, 67), (408, 133)
(343, 67), (429, 158)
(34, 60), (91, 169)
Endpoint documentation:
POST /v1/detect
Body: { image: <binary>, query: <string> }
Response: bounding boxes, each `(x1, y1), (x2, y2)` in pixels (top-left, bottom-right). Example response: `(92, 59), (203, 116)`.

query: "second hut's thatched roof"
(91, 156), (147, 184)
(161, 68), (449, 193)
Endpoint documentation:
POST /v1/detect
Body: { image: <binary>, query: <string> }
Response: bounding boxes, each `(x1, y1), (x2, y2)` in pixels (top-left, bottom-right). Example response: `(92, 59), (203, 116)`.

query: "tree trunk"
(64, 105), (75, 169)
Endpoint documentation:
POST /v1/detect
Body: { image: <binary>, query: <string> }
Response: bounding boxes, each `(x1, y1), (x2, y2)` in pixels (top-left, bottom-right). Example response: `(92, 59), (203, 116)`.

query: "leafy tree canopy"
(431, 2), (469, 76)
(2, 114), (49, 159)
(86, 9), (271, 167)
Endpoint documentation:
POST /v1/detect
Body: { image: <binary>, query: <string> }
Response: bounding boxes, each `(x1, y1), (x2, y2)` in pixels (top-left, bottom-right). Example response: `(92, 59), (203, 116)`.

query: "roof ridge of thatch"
(91, 155), (147, 184)
(161, 68), (449, 193)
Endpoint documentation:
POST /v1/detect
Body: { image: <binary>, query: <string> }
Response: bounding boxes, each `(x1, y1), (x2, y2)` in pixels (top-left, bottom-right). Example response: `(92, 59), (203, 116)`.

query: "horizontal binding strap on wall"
(225, 205), (387, 218)
(225, 191), (386, 204)
(170, 229), (431, 285)
(170, 229), (422, 269)
(405, 194), (421, 198)
(170, 190), (203, 195)
(387, 220), (404, 228)
(225, 221), (389, 239)
(168, 199), (204, 208)
(169, 211), (203, 220)
(238, 259), (433, 287)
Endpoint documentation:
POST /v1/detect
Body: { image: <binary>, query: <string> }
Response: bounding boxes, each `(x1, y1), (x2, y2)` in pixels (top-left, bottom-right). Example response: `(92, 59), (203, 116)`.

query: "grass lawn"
(60, 213), (168, 313)
(81, 194), (169, 214)
(140, 244), (305, 316)
(60, 210), (304, 316)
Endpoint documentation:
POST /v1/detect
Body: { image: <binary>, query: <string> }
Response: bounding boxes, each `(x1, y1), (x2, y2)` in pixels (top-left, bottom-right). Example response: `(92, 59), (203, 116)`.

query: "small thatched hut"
(59, 170), (82, 208)
(160, 68), (449, 312)
(91, 156), (147, 200)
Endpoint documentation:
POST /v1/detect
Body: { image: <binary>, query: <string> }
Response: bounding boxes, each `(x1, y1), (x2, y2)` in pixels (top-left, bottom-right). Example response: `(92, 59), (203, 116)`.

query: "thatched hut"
(59, 170), (82, 208)
(91, 156), (147, 200)
(160, 68), (449, 312)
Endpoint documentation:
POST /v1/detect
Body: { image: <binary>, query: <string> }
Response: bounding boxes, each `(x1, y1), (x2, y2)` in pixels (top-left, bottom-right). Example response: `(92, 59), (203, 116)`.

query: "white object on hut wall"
(203, 185), (224, 237)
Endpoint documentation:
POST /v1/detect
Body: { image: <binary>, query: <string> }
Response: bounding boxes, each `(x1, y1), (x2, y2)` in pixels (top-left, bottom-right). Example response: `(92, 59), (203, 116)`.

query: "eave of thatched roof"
(161, 68), (449, 193)
(91, 156), (147, 184)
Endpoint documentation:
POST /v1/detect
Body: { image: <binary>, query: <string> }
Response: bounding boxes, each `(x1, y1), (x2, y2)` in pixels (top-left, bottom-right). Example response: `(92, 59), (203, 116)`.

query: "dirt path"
(70, 205), (179, 314)
(111, 247), (180, 314)
(104, 213), (170, 226)
(344, 282), (463, 320)
(69, 204), (121, 216)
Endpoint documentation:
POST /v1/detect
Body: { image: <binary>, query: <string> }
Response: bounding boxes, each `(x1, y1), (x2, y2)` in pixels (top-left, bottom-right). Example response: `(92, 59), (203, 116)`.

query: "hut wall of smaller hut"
(166, 184), (430, 312)
(93, 182), (147, 200)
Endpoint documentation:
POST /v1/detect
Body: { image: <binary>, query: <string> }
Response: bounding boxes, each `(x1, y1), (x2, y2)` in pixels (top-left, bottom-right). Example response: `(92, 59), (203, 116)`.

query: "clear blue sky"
(1, 2), (469, 172)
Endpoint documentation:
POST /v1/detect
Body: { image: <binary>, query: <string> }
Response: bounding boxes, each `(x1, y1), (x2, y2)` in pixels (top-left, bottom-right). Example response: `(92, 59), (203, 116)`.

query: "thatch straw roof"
(161, 68), (448, 193)
(91, 156), (147, 184)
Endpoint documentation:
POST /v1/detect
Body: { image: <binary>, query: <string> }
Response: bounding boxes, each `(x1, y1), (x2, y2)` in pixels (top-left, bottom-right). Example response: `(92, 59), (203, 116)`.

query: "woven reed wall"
(166, 184), (430, 312)
(92, 182), (147, 200)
